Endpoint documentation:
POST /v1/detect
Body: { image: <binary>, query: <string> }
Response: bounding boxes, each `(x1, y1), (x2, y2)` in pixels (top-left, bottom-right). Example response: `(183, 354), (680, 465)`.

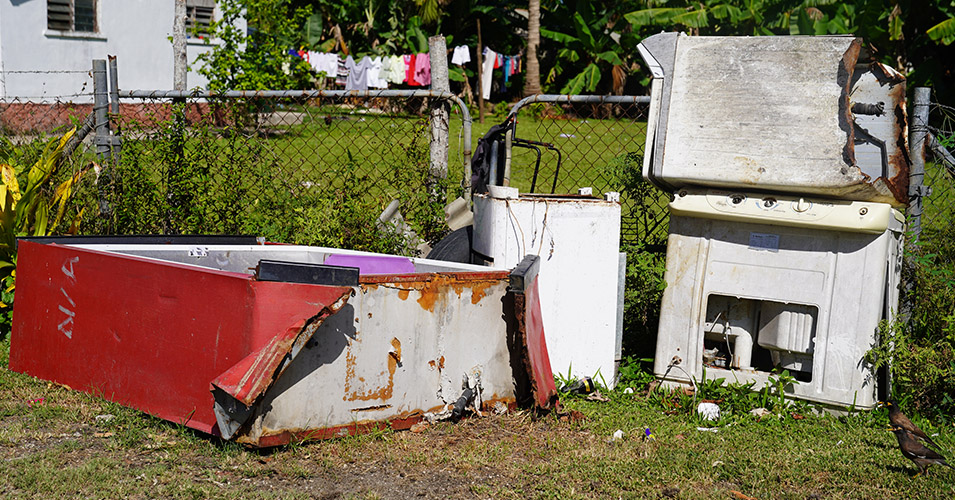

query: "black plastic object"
(470, 118), (513, 194)
(560, 377), (596, 395)
(256, 260), (359, 287)
(450, 386), (475, 423)
(426, 226), (484, 265)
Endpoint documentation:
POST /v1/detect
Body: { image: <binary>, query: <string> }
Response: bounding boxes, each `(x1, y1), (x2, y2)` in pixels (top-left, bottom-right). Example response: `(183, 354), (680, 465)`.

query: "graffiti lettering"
(59, 256), (79, 339)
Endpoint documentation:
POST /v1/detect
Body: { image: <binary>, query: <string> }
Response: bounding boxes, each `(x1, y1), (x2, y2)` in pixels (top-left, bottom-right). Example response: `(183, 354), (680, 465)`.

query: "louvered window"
(186, 0), (215, 36)
(47, 0), (97, 32)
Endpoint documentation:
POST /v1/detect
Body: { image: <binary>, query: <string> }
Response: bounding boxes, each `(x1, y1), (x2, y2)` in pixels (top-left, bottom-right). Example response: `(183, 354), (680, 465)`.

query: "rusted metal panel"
(638, 33), (909, 207)
(10, 240), (557, 447)
(222, 267), (556, 446)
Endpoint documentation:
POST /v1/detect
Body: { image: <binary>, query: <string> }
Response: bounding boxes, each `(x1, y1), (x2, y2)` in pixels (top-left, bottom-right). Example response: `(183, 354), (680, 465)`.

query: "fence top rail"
(507, 94), (651, 118)
(119, 89), (458, 101)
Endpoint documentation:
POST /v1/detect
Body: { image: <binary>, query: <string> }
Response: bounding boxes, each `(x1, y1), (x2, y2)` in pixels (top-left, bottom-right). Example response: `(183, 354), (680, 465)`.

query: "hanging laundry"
(504, 57), (512, 90)
(404, 54), (420, 86)
(345, 55), (373, 90)
(308, 52), (339, 78)
(482, 47), (497, 100)
(451, 45), (471, 65)
(382, 55), (405, 84)
(494, 53), (503, 69)
(334, 56), (349, 86)
(367, 56), (388, 89)
(414, 52), (431, 87)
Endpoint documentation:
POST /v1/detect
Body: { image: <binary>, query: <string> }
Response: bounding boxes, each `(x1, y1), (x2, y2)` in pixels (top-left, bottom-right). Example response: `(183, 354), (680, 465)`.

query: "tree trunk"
(524, 0), (541, 96)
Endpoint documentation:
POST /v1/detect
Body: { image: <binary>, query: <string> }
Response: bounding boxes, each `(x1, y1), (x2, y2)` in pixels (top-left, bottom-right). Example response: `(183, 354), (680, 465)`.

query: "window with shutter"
(47, 0), (98, 32)
(186, 0), (215, 36)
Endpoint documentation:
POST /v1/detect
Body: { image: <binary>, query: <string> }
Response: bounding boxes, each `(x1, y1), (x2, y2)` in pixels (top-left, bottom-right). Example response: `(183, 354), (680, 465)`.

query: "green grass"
(2, 337), (954, 499)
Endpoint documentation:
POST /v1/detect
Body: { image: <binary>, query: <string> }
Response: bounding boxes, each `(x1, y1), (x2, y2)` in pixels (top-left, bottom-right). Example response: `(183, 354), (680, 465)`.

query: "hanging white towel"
(482, 48), (497, 100)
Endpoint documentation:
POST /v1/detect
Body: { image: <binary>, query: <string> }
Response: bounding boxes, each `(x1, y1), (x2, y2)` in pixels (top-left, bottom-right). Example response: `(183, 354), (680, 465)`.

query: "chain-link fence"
(919, 96), (955, 246)
(0, 82), (97, 214)
(78, 90), (473, 256)
(504, 95), (668, 249)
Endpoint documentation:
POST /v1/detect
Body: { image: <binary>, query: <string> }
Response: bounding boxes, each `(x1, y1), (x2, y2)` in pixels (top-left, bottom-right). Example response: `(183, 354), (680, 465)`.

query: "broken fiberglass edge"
(9, 238), (558, 447)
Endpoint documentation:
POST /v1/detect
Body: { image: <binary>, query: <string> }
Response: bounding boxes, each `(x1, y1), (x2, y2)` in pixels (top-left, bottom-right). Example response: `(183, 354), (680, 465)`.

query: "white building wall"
(0, 0), (234, 101)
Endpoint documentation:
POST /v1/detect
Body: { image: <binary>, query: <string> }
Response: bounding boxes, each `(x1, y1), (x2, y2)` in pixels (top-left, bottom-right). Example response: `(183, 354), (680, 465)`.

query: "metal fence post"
(92, 60), (110, 164)
(909, 87), (931, 241)
(108, 55), (121, 169)
(92, 59), (114, 218)
(429, 35), (450, 194)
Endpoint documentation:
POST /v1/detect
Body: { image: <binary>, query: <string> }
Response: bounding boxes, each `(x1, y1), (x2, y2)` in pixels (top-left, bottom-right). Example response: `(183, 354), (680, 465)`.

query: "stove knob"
(793, 198), (811, 213)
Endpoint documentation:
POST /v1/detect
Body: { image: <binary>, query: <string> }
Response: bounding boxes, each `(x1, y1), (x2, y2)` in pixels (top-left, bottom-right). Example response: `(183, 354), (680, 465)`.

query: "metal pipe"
(502, 95), (650, 187)
(929, 132), (955, 177)
(62, 112), (95, 159)
(92, 59), (111, 216)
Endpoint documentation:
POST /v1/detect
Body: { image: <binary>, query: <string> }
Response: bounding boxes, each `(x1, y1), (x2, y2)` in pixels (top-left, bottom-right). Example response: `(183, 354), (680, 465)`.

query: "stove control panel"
(669, 188), (903, 234)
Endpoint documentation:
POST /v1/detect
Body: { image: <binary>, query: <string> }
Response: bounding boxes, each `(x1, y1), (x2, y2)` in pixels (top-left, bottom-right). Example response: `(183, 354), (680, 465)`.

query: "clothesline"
(289, 45), (522, 96)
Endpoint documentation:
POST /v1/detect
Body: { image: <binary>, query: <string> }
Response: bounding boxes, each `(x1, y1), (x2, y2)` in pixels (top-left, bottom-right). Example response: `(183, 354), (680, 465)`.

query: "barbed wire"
(1, 70), (92, 75)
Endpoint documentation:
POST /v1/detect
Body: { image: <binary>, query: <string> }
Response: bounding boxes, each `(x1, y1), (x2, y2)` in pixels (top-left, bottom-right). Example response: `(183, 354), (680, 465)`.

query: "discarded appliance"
(10, 237), (558, 447)
(470, 185), (623, 387)
(432, 118), (625, 387)
(638, 33), (908, 409)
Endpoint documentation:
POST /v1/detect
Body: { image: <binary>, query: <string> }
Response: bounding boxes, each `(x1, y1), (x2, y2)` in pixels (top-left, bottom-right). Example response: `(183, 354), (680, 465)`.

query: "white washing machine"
(656, 188), (902, 408)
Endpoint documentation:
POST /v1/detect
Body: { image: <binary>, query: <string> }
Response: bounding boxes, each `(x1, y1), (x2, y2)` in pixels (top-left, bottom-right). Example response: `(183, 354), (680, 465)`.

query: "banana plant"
(541, 0), (630, 95)
(0, 126), (86, 286)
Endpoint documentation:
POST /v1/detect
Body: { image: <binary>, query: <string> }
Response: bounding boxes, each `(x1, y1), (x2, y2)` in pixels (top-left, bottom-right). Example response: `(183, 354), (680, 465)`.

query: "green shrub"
(867, 224), (955, 420)
(600, 151), (668, 359)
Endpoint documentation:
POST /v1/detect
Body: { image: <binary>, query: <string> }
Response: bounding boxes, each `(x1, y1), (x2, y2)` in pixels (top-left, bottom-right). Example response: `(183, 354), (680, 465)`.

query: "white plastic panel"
(472, 192), (622, 385)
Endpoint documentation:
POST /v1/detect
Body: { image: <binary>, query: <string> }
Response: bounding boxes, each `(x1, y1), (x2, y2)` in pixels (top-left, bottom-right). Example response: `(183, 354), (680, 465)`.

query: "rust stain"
(428, 360), (436, 369)
(397, 289), (410, 301)
(236, 398), (522, 447)
(438, 356), (445, 370)
(413, 275), (503, 312)
(390, 337), (402, 364)
(470, 282), (492, 304)
(342, 338), (399, 402)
